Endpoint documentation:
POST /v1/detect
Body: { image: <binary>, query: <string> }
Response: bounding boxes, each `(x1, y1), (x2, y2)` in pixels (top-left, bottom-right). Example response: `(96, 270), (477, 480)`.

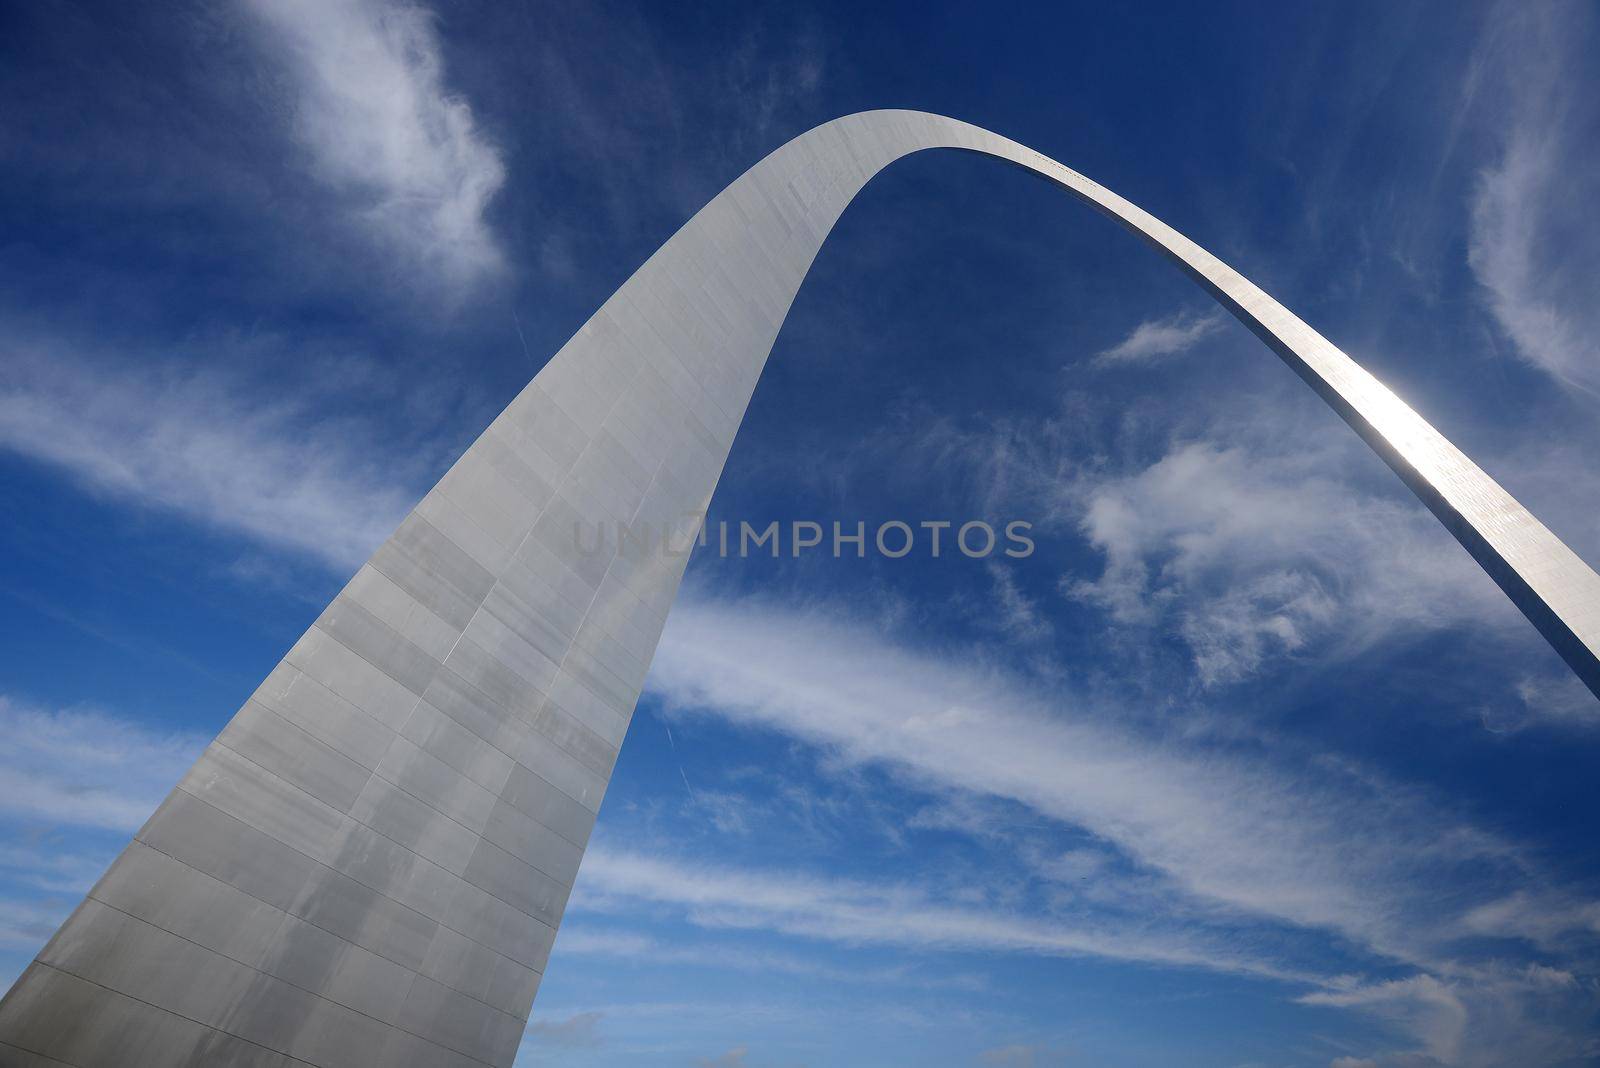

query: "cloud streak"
(1066, 435), (1509, 685)
(0, 695), (207, 833)
(244, 0), (507, 289)
(572, 847), (1315, 984)
(640, 591), (1600, 1062)
(1467, 2), (1600, 396)
(555, 926), (985, 991)
(883, 374), (1555, 693)
(0, 344), (420, 572)
(646, 592), (1548, 971)
(1093, 309), (1225, 366)
(1300, 966), (1598, 1067)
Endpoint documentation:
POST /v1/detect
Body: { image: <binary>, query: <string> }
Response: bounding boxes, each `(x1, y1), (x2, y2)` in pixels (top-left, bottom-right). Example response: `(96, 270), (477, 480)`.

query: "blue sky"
(3, 1), (1600, 1064)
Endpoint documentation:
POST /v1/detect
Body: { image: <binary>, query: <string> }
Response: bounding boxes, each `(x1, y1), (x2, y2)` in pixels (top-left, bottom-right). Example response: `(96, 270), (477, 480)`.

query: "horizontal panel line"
(67, 899), (514, 1068)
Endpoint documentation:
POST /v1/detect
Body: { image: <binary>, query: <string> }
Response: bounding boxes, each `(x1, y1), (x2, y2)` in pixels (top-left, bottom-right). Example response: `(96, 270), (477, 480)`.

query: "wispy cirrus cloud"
(646, 592), (1558, 970)
(0, 694), (208, 973)
(525, 1010), (604, 1049)
(0, 695), (206, 833)
(1466, 1), (1600, 397)
(697, 1046), (749, 1068)
(0, 342), (422, 572)
(572, 846), (1316, 984)
(1092, 309), (1225, 366)
(1300, 966), (1598, 1068)
(983, 561), (1054, 645)
(1460, 890), (1600, 952)
(882, 352), (1600, 706)
(0, 898), (80, 955)
(1065, 435), (1509, 686)
(243, 0), (507, 290)
(556, 926), (984, 992)
(643, 592), (1600, 1062)
(1305, 974), (1470, 1066)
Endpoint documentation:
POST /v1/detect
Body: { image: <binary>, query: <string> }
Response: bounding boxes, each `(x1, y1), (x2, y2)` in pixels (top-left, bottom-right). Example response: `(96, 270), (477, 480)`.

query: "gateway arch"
(3, 110), (1599, 1068)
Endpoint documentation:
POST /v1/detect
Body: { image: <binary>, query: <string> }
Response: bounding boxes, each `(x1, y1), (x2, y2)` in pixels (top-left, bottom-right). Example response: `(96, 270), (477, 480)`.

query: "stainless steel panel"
(288, 866), (437, 973)
(218, 704), (373, 814)
(421, 667), (533, 757)
(438, 636), (546, 722)
(314, 598), (441, 698)
(374, 736), (497, 832)
(341, 565), (462, 663)
(511, 535), (598, 616)
(480, 579), (579, 667)
(91, 842), (287, 967)
(480, 799), (584, 886)
(41, 901), (256, 1025)
(283, 627), (421, 731)
(138, 790), (320, 914)
(439, 879), (555, 974)
(177, 747), (346, 864)
(349, 773), (479, 875)
(499, 763), (598, 847)
(507, 726), (607, 814)
(0, 965), (211, 1065)
(400, 701), (515, 796)
(412, 493), (512, 575)
(370, 515), (496, 631)
(461, 838), (570, 926)
(459, 610), (560, 695)
(544, 670), (629, 748)
(397, 975), (524, 1066)
(433, 454), (544, 554)
(522, 696), (620, 781)
(254, 919), (415, 1025)
(251, 666), (397, 769)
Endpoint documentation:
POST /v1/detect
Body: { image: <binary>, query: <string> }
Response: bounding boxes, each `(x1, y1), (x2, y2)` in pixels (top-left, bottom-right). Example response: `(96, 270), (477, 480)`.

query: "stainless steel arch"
(3, 109), (1597, 1068)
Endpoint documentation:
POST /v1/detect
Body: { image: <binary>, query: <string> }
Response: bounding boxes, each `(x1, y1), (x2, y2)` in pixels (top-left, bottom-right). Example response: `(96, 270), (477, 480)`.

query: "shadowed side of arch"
(2, 110), (1597, 1068)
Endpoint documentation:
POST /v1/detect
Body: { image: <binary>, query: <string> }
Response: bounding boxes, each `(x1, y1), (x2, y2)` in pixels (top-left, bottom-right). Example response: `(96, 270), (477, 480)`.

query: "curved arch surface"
(3, 110), (1598, 1068)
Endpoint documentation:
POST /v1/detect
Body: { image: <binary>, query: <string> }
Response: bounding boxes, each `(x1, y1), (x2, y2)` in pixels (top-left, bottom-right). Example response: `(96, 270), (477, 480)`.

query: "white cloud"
(556, 926), (983, 991)
(0, 696), (207, 833)
(0, 346), (419, 572)
(1459, 890), (1600, 950)
(645, 593), (1542, 970)
(875, 383), (1541, 693)
(0, 845), (114, 897)
(1300, 967), (1597, 1068)
(984, 561), (1053, 644)
(1476, 671), (1600, 733)
(244, 0), (507, 288)
(571, 848), (1310, 983)
(698, 1046), (748, 1068)
(0, 898), (79, 953)
(525, 1010), (604, 1048)
(1467, 2), (1600, 396)
(1093, 309), (1225, 366)
(1065, 436), (1510, 685)
(1303, 976), (1469, 1065)
(641, 591), (1600, 1061)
